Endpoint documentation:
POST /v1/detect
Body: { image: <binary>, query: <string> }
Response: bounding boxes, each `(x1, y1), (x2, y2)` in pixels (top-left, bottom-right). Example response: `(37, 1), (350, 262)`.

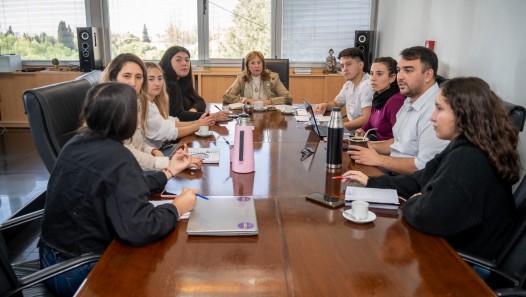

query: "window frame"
(20, 0), (377, 67)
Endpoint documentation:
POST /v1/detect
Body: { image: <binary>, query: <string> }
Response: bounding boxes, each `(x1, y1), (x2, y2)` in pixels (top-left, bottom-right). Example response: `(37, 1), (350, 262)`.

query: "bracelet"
(162, 168), (175, 178)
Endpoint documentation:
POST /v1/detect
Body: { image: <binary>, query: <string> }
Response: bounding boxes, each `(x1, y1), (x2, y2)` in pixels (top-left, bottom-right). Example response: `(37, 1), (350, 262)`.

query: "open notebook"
(187, 196), (258, 236)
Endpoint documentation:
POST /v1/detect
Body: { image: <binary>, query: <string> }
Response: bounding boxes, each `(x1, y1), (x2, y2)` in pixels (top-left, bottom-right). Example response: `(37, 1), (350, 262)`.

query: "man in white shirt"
(348, 46), (449, 174)
(314, 48), (373, 130)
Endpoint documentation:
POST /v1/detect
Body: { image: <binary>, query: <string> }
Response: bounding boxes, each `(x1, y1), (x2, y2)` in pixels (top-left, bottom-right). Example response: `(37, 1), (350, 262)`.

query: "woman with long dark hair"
(355, 57), (405, 140)
(343, 77), (520, 277)
(159, 46), (228, 121)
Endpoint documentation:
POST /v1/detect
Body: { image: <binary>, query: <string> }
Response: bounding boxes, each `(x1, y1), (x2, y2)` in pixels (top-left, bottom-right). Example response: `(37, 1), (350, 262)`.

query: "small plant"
(51, 58), (59, 69)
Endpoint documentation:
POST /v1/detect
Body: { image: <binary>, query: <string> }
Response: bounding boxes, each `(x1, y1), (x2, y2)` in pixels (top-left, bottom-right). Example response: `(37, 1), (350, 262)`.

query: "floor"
(0, 127), (49, 262)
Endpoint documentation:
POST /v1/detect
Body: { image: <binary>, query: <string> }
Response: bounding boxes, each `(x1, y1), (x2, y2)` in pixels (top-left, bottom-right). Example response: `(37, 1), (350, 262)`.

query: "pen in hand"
(196, 193), (210, 200)
(214, 105), (222, 112)
(331, 176), (348, 180)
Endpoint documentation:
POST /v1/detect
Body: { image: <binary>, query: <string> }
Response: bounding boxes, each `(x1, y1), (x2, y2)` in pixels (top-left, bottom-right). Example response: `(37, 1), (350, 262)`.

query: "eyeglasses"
(300, 147), (314, 161)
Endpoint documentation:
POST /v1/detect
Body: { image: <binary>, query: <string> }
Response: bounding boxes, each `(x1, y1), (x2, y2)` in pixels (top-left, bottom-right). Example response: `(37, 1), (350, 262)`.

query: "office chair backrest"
(503, 101), (526, 132)
(492, 177), (526, 289)
(497, 201), (526, 289)
(241, 58), (290, 89)
(23, 70), (101, 173)
(0, 231), (21, 297)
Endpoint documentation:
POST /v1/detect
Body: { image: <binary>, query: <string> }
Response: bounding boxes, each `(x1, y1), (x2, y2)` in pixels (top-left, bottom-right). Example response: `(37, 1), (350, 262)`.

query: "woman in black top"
(39, 83), (199, 296)
(343, 77), (520, 278)
(159, 46), (228, 122)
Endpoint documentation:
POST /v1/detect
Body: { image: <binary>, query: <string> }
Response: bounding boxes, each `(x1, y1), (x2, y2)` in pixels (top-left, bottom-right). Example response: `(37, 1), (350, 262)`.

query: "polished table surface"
(76, 108), (495, 297)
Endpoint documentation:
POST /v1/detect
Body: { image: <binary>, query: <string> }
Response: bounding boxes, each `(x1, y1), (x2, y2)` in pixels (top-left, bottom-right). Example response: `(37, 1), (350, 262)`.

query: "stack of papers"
(227, 103), (244, 110)
(345, 186), (400, 209)
(294, 109), (331, 122)
(188, 148), (220, 164)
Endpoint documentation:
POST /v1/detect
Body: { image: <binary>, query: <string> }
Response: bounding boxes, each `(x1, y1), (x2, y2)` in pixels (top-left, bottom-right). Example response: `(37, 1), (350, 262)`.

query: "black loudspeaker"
(354, 30), (374, 72)
(77, 27), (103, 72)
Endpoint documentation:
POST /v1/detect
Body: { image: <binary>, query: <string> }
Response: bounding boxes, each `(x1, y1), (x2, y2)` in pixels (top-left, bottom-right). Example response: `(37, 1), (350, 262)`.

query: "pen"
(196, 193), (210, 200)
(331, 176), (348, 179)
(221, 136), (231, 146)
(214, 105), (222, 111)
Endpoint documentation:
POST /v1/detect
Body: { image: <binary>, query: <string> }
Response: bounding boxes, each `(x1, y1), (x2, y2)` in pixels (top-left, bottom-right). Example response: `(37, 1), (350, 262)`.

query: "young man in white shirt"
(348, 46), (449, 174)
(314, 48), (373, 130)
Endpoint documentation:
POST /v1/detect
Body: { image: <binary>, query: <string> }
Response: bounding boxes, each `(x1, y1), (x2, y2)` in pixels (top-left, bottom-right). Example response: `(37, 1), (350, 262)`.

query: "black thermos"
(326, 107), (343, 168)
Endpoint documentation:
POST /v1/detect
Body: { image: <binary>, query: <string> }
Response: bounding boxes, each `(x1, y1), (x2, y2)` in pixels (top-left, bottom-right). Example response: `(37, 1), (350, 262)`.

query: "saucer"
(282, 110), (295, 115)
(342, 210), (376, 224)
(195, 131), (212, 137)
(254, 107), (267, 112)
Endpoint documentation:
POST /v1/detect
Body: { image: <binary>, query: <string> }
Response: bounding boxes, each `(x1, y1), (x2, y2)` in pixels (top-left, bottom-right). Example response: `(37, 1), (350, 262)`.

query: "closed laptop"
(187, 196), (258, 236)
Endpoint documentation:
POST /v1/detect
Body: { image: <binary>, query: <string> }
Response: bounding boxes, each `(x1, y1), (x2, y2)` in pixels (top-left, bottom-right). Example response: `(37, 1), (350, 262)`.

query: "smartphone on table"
(160, 189), (177, 198)
(305, 192), (345, 208)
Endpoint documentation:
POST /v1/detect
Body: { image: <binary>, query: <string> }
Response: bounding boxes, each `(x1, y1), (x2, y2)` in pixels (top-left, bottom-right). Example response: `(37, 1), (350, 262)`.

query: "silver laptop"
(187, 196), (258, 236)
(303, 98), (353, 139)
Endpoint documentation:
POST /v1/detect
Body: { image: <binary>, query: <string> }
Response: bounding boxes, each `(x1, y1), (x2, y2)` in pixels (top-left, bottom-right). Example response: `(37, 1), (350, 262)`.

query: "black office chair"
(459, 177), (526, 296)
(503, 101), (526, 132)
(1, 212), (100, 297)
(22, 70), (101, 173)
(435, 75), (525, 133)
(241, 58), (290, 89)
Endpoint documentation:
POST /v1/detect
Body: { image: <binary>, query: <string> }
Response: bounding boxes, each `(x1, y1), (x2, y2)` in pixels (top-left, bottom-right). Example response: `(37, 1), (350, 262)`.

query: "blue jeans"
(471, 264), (491, 281)
(40, 244), (97, 297)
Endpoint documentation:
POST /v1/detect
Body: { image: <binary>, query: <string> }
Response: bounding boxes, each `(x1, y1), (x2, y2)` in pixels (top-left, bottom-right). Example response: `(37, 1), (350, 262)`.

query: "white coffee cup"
(284, 105), (294, 113)
(351, 200), (369, 220)
(254, 101), (264, 110)
(198, 126), (209, 135)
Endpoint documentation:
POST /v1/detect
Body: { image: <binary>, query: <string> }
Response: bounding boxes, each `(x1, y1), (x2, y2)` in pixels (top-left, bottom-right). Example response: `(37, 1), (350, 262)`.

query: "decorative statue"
(324, 48), (337, 74)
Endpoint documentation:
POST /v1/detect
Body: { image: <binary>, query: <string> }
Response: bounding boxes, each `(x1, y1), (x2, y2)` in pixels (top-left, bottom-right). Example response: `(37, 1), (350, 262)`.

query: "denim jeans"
(471, 264), (491, 281)
(40, 244), (97, 297)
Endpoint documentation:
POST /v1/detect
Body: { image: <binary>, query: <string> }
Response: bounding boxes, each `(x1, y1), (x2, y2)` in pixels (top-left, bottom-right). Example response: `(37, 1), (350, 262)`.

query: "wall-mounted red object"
(425, 40), (435, 51)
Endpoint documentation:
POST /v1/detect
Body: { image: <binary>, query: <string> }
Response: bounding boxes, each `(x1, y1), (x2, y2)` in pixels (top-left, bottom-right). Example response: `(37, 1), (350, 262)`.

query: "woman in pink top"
(356, 57), (405, 141)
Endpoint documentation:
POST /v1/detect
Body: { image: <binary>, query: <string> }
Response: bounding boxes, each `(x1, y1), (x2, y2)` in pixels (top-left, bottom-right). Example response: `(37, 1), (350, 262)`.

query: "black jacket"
(368, 136), (515, 260)
(40, 134), (179, 257)
(167, 79), (206, 121)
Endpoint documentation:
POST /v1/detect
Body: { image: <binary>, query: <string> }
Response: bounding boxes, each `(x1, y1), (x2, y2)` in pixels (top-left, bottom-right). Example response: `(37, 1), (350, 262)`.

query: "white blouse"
(143, 100), (180, 148)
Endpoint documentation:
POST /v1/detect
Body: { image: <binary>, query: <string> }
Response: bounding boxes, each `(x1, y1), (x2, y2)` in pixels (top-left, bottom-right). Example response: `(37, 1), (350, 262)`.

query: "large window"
(0, 0), (86, 61)
(208, 0), (271, 59)
(107, 0), (198, 60)
(0, 0), (373, 63)
(282, 0), (372, 62)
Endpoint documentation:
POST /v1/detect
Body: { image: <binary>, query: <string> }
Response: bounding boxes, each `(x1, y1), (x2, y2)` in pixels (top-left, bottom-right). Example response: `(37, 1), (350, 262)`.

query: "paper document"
(227, 102), (244, 110)
(295, 115), (332, 122)
(345, 186), (400, 207)
(150, 200), (191, 219)
(188, 148), (220, 164)
(296, 109), (309, 116)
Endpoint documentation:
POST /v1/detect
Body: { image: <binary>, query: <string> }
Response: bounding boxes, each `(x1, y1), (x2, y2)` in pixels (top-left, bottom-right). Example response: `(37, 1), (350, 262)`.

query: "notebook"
(187, 196), (259, 236)
(344, 186), (400, 210)
(187, 147), (220, 164)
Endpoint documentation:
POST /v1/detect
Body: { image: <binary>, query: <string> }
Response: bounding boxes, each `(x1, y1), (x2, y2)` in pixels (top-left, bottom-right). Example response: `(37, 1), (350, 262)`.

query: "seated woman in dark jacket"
(159, 46), (229, 122)
(39, 82), (199, 297)
(342, 77), (520, 278)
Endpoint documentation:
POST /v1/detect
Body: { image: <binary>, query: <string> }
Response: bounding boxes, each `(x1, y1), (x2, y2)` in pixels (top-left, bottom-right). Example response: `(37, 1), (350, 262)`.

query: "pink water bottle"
(232, 114), (255, 173)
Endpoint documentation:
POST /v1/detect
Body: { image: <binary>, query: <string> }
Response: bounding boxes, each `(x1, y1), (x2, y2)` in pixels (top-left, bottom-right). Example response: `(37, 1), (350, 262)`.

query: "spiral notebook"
(187, 196), (258, 236)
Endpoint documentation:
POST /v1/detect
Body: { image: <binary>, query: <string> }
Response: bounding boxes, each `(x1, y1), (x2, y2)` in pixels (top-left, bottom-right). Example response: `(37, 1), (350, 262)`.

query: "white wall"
(377, 0), (526, 172)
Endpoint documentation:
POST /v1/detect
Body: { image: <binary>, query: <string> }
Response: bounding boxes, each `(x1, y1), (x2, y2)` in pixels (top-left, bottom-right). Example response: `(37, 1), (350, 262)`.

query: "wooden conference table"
(76, 107), (495, 297)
